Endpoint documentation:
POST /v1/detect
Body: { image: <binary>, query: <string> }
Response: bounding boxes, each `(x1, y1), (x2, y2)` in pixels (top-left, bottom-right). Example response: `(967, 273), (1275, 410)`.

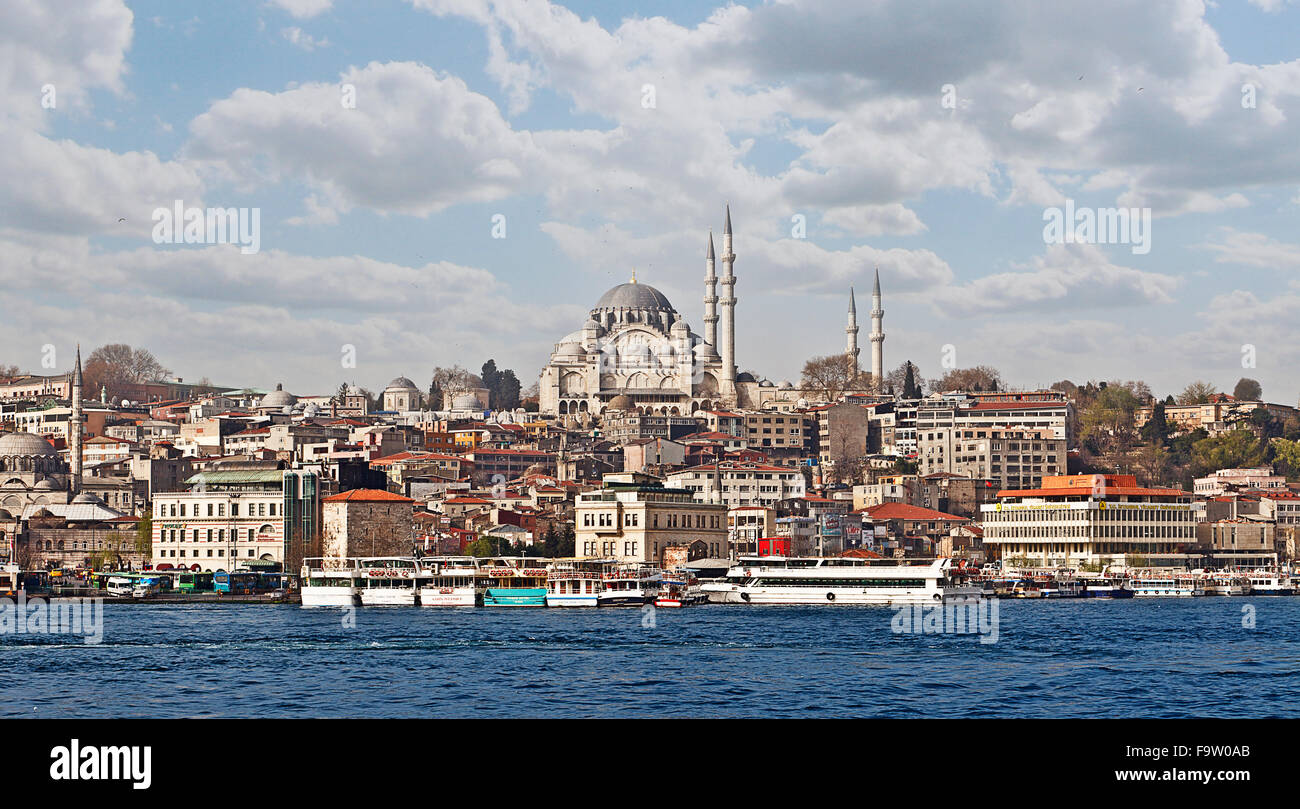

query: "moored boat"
(417, 556), (481, 607)
(1130, 575), (1204, 597)
(1246, 570), (1294, 595)
(598, 564), (662, 606)
(701, 556), (981, 606)
(481, 557), (549, 607)
(655, 569), (705, 607)
(546, 558), (613, 607)
(359, 557), (420, 606)
(299, 557), (361, 607)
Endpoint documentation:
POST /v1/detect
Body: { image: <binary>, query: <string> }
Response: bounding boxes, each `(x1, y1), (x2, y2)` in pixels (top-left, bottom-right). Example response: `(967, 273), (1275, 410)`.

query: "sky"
(2, 0), (1299, 403)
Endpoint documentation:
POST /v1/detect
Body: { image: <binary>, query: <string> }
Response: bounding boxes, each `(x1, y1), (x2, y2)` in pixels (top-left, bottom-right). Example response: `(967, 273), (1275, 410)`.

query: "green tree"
(1272, 439), (1300, 481)
(135, 513), (152, 556)
(1080, 385), (1141, 456)
(902, 362), (922, 399)
(1190, 429), (1267, 477)
(1139, 401), (1170, 444)
(1233, 378), (1263, 401)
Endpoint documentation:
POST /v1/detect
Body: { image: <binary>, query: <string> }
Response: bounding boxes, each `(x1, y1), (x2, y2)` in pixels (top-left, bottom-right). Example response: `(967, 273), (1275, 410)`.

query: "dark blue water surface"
(4, 600), (1299, 717)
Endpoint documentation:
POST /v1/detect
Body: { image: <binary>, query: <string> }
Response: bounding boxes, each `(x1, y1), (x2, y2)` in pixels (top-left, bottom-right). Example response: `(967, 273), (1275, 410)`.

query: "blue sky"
(3, 0), (1300, 403)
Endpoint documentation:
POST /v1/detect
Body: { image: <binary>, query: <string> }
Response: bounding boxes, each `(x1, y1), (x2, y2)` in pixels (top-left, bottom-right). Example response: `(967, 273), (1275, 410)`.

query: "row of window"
(156, 548), (259, 558)
(157, 501), (278, 518)
(157, 527), (274, 542)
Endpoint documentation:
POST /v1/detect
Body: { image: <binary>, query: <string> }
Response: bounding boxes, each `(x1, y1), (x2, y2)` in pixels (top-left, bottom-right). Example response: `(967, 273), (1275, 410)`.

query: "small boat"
(1041, 579), (1084, 598)
(599, 564), (662, 606)
(546, 558), (614, 607)
(1081, 577), (1133, 599)
(358, 557), (420, 606)
(1246, 571), (1294, 596)
(655, 569), (705, 607)
(1203, 572), (1246, 596)
(300, 557), (362, 607)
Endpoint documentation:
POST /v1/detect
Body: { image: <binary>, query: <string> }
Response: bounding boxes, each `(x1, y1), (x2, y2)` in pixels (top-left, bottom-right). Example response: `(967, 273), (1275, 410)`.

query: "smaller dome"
(385, 376), (418, 391)
(33, 478), (60, 491)
(72, 492), (105, 505)
(760, 379), (775, 387)
(693, 342), (719, 358)
(583, 318), (601, 331)
(0, 432), (58, 456)
(606, 395), (634, 411)
(670, 320), (690, 335)
(303, 403), (321, 417)
(452, 393), (483, 410)
(736, 372), (757, 383)
(557, 342), (584, 358)
(780, 380), (793, 389)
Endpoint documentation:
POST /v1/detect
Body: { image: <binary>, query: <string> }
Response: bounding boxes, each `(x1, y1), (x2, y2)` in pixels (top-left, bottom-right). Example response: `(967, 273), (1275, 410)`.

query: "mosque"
(537, 207), (885, 417)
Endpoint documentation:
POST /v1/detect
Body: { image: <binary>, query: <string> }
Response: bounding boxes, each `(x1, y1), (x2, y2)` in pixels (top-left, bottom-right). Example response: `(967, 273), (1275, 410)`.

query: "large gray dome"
(385, 376), (418, 391)
(593, 282), (675, 313)
(0, 432), (57, 456)
(261, 383), (297, 409)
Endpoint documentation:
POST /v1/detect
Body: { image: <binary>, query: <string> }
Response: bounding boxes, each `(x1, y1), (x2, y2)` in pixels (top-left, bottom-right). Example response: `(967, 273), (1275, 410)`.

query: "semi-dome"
(593, 282), (675, 313)
(556, 341), (585, 358)
(32, 478), (60, 490)
(0, 432), (57, 456)
(261, 383), (297, 409)
(72, 492), (105, 505)
(385, 376), (418, 391)
(606, 394), (634, 411)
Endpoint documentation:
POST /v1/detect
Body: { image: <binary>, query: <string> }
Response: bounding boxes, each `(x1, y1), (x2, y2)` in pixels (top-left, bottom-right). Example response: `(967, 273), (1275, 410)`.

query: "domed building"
(257, 383), (298, 414)
(0, 431), (72, 511)
(539, 208), (742, 418)
(382, 376), (422, 412)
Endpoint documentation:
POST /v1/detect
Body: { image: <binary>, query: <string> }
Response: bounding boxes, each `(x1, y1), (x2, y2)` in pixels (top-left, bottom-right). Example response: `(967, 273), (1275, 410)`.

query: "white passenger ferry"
(598, 564), (662, 606)
(546, 558), (615, 607)
(299, 557), (362, 607)
(417, 556), (481, 607)
(358, 557), (420, 606)
(701, 556), (981, 605)
(1130, 576), (1204, 597)
(1246, 570), (1294, 595)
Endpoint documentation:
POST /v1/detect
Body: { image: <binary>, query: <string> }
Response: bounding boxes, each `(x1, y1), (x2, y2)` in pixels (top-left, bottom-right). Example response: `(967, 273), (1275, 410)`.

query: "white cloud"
(281, 26), (329, 51)
(1199, 228), (1300, 270)
(268, 0), (332, 19)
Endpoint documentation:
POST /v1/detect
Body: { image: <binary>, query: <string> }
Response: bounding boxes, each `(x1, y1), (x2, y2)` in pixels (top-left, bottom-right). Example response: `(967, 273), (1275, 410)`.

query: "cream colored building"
(575, 472), (727, 563)
(917, 426), (1065, 491)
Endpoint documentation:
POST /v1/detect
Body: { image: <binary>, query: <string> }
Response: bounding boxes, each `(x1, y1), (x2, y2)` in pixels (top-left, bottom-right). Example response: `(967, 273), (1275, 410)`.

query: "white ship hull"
(1132, 586), (1202, 597)
(418, 587), (476, 607)
(702, 582), (981, 606)
(546, 593), (600, 607)
(300, 586), (358, 607)
(360, 588), (417, 606)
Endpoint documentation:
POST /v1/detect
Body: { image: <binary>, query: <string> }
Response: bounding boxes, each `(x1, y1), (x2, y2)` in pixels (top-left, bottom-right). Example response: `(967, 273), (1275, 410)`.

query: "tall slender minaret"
(703, 230), (718, 349)
(869, 266), (885, 391)
(70, 344), (84, 495)
(719, 205), (737, 393)
(846, 286), (860, 373)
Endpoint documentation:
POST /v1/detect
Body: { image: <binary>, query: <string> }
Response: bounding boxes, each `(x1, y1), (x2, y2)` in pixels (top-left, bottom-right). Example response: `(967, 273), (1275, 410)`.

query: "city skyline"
(4, 0), (1300, 400)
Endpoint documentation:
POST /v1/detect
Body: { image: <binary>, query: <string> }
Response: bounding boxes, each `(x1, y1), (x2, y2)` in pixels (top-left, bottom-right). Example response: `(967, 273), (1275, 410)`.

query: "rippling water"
(4, 600), (1299, 717)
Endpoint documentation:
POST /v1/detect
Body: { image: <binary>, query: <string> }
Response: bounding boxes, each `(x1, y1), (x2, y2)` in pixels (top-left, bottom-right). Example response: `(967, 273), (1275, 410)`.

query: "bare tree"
(933, 365), (1004, 393)
(801, 354), (869, 402)
(85, 344), (170, 401)
(1177, 381), (1218, 405)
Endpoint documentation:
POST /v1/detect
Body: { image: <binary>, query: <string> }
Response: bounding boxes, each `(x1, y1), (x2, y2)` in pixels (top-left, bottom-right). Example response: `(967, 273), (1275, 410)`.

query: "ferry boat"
(481, 557), (549, 607)
(1246, 571), (1294, 595)
(546, 558), (614, 607)
(598, 564), (662, 606)
(358, 557), (420, 606)
(701, 556), (981, 606)
(1203, 572), (1247, 596)
(417, 557), (481, 607)
(655, 569), (705, 607)
(0, 563), (21, 598)
(1080, 577), (1133, 598)
(299, 557), (362, 607)
(1130, 576), (1204, 597)
(1041, 579), (1084, 598)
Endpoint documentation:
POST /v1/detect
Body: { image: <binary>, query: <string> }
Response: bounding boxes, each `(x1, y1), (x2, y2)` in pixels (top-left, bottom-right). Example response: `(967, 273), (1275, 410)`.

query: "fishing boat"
(546, 558), (614, 607)
(417, 556), (481, 607)
(481, 557), (549, 607)
(701, 556), (981, 606)
(598, 564), (662, 606)
(655, 569), (705, 607)
(358, 557), (420, 606)
(299, 557), (362, 607)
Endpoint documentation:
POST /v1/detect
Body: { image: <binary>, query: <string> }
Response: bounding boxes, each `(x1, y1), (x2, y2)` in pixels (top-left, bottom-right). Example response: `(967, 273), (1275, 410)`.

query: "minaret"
(70, 344), (84, 495)
(869, 266), (885, 391)
(719, 205), (737, 394)
(846, 286), (860, 373)
(703, 231), (718, 349)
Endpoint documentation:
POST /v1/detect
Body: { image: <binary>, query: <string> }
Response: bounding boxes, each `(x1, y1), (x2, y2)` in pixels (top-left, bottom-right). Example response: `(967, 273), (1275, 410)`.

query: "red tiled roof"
(323, 489), (414, 503)
(861, 502), (969, 521)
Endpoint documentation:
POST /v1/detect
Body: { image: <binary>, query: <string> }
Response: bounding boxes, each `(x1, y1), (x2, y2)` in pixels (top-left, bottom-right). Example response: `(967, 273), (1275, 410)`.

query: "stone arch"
(558, 400), (568, 415)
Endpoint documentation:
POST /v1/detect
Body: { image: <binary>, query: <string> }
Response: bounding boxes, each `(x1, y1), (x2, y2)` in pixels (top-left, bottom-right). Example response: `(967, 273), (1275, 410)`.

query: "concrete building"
(916, 426), (1066, 491)
(981, 474), (1196, 568)
(574, 472), (727, 563)
(664, 461), (807, 509)
(1193, 467), (1287, 497)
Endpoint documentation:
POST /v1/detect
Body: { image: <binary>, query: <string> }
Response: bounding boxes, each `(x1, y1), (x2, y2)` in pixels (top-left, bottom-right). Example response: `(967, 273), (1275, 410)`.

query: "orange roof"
(862, 502), (969, 521)
(323, 489), (414, 503)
